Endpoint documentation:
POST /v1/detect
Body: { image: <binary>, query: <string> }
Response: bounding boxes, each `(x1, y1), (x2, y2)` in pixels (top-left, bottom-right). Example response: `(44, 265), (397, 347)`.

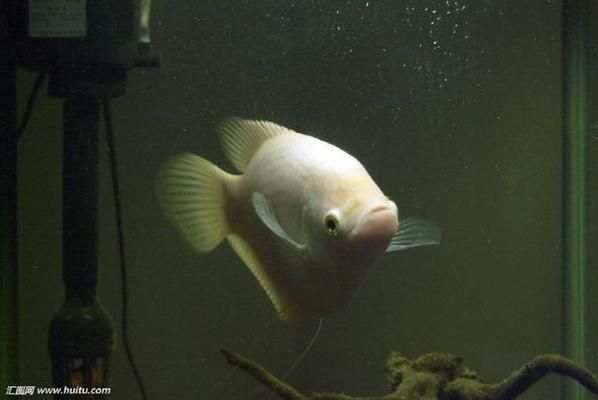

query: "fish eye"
(324, 209), (341, 236)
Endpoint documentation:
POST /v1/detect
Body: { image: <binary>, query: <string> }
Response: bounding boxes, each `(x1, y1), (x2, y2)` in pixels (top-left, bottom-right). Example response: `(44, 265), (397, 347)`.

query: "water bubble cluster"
(397, 0), (499, 90)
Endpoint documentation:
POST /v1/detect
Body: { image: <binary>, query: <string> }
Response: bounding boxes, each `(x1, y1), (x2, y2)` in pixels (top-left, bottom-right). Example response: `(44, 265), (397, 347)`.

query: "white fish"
(156, 118), (440, 321)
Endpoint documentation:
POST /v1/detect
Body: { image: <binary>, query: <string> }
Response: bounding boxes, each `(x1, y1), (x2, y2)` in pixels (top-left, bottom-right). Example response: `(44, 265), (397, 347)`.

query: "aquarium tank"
(1, 0), (597, 399)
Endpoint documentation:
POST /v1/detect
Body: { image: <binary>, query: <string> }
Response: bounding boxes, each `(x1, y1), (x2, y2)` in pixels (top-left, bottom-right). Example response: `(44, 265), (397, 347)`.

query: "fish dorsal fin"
(217, 118), (295, 172)
(386, 217), (441, 252)
(251, 192), (304, 250)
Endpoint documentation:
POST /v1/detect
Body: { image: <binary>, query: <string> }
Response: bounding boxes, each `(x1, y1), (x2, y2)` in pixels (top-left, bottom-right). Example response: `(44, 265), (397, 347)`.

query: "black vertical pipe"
(0, 0), (19, 390)
(62, 96), (99, 289)
(561, 0), (590, 399)
(49, 95), (115, 397)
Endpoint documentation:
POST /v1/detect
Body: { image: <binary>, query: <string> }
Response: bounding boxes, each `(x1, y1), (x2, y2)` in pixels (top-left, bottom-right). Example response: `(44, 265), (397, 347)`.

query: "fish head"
(303, 172), (399, 272)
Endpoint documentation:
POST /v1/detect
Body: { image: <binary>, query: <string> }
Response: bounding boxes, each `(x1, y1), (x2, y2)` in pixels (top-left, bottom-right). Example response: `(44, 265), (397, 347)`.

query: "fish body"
(157, 118), (440, 321)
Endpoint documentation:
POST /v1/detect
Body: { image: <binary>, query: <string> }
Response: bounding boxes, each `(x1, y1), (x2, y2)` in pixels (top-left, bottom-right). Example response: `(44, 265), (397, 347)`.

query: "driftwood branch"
(221, 349), (598, 400)
(221, 349), (309, 400)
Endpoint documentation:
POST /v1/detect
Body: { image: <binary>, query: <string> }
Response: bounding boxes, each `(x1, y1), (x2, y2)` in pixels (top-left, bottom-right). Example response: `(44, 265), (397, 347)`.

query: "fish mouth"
(350, 202), (399, 242)
(368, 204), (392, 215)
(365, 202), (398, 222)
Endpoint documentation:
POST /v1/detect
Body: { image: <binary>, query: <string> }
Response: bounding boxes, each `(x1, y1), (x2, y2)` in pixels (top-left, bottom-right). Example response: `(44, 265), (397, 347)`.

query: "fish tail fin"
(156, 153), (231, 253)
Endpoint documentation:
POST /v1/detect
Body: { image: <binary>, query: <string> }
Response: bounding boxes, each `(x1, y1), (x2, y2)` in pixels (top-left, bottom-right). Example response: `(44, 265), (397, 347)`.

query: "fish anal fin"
(227, 234), (293, 321)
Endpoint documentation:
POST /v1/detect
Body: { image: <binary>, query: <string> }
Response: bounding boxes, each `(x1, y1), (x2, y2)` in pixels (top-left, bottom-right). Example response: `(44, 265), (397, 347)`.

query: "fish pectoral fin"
(386, 217), (441, 252)
(252, 192), (305, 251)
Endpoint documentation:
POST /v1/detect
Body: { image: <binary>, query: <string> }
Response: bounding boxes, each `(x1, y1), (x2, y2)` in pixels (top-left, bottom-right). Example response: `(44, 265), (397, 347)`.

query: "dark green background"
(16, 1), (598, 399)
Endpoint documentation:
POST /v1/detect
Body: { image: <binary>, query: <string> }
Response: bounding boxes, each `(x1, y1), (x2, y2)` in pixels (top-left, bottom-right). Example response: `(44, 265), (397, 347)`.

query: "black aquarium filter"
(16, 0), (139, 68)
(11, 0), (158, 398)
(15, 0), (158, 97)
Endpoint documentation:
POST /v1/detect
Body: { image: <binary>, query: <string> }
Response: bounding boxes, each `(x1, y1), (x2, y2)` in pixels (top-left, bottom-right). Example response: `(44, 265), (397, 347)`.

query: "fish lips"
(348, 204), (398, 250)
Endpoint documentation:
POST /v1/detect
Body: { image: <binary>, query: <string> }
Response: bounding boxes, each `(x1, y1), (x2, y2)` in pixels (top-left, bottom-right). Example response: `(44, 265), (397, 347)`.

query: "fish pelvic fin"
(217, 118), (296, 172)
(156, 153), (231, 253)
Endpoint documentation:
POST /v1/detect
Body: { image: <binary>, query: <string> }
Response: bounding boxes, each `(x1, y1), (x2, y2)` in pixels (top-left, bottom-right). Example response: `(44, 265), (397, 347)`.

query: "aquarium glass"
(15, 1), (597, 399)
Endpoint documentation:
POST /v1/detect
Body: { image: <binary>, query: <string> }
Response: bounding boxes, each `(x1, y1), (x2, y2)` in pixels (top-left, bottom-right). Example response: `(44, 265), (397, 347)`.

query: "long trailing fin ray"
(282, 317), (323, 379)
(217, 118), (296, 172)
(386, 217), (441, 252)
(156, 153), (230, 253)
